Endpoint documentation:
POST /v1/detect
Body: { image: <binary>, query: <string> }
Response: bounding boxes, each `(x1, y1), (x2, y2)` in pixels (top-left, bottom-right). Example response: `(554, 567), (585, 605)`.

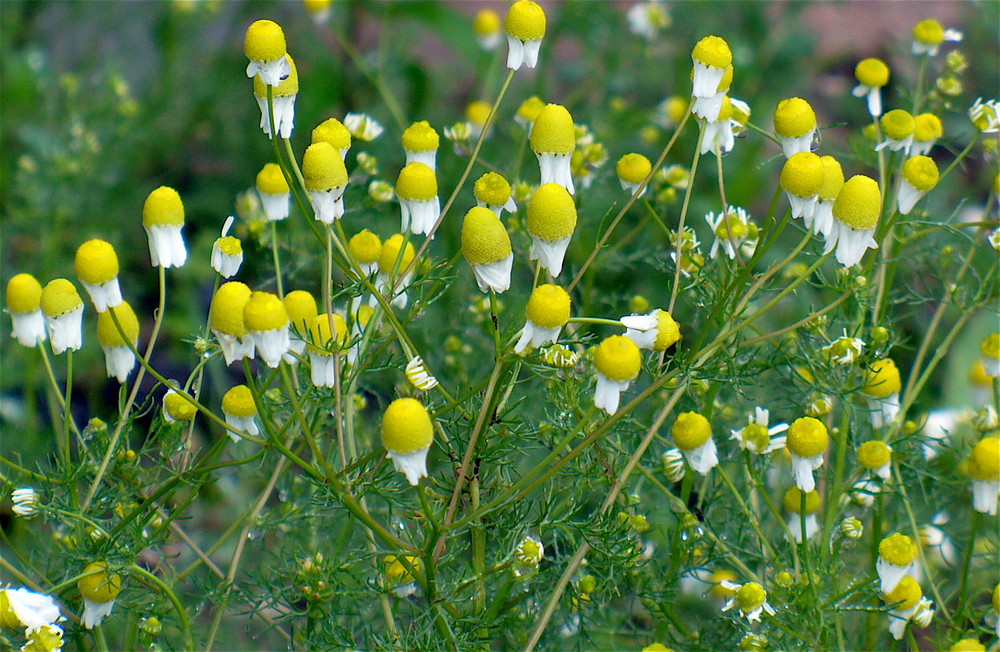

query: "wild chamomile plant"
(1, 2), (998, 651)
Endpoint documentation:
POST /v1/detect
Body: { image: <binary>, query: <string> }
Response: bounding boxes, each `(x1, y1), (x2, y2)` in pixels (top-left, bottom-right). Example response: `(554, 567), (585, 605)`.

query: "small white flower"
(730, 407), (788, 455)
(627, 1), (671, 41)
(1, 586), (63, 629)
(720, 580), (776, 623)
(211, 217), (244, 279)
(343, 112), (384, 141)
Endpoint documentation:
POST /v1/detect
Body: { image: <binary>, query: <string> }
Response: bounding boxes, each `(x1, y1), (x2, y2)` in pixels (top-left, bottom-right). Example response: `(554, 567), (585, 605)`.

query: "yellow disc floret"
(256, 163), (290, 195)
(901, 156), (939, 191)
(462, 207), (512, 265)
(382, 397), (434, 454)
(216, 235), (242, 256)
(863, 358), (902, 399)
(880, 109), (915, 141)
(474, 172), (513, 207)
(504, 0), (546, 41)
(78, 562), (122, 604)
(786, 416), (828, 458)
(142, 186), (184, 227)
(243, 291), (288, 332)
(913, 18), (945, 46)
(595, 335), (641, 382)
(855, 58), (890, 87)
(671, 411), (712, 451)
(97, 302), (139, 346)
(164, 391), (197, 422)
(879, 532), (918, 567)
(774, 98), (817, 138)
(379, 234), (416, 271)
(210, 282), (251, 336)
(308, 313), (348, 353)
(617, 153), (652, 185)
(473, 9), (501, 37)
(833, 175), (881, 230)
(402, 121), (440, 152)
(530, 104), (575, 155)
(527, 183), (577, 241)
(222, 385), (257, 418)
(817, 156), (845, 202)
(692, 35), (732, 69)
(783, 487), (821, 513)
(6, 273), (42, 314)
(857, 440), (891, 470)
(244, 20), (286, 62)
(525, 284), (570, 329)
(283, 290), (317, 332)
(396, 162), (438, 201)
(882, 575), (921, 610)
(312, 117), (351, 151)
(913, 113), (943, 141)
(303, 142), (348, 191)
(349, 229), (382, 264)
(41, 279), (83, 317)
(969, 436), (1000, 481)
(736, 582), (767, 613)
(517, 96), (546, 123)
(252, 54), (298, 97)
(75, 239), (120, 285)
(979, 333), (1000, 359)
(780, 152), (824, 198)
(654, 310), (681, 351)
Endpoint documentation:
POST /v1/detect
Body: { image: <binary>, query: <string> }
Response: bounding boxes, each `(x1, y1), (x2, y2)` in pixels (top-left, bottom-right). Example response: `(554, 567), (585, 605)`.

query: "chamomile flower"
(283, 289), (318, 362)
(969, 436), (1000, 515)
(312, 117), (351, 158)
(307, 313), (348, 388)
(853, 57), (890, 117)
(786, 416), (828, 493)
(919, 513), (958, 567)
(244, 19), (290, 87)
(530, 104), (576, 194)
(862, 358), (902, 428)
(211, 216), (244, 278)
(77, 562), (122, 629)
(504, 0), (546, 70)
(877, 532), (918, 594)
(705, 206), (758, 259)
(162, 389), (196, 424)
(840, 516), (864, 540)
(75, 239), (122, 312)
(527, 183), (577, 276)
(662, 449), (686, 482)
(616, 153), (652, 196)
(621, 309), (680, 351)
(691, 35), (732, 99)
(381, 397), (435, 485)
(672, 411), (719, 474)
(513, 535), (544, 576)
(875, 109), (915, 153)
(949, 639), (987, 651)
(252, 54), (298, 139)
(402, 121), (440, 170)
(384, 555), (421, 598)
(594, 335), (642, 415)
(910, 113), (943, 156)
(141, 186), (187, 268)
(473, 9), (502, 51)
(692, 65), (732, 122)
(897, 155), (939, 215)
(701, 95), (737, 156)
(396, 162), (440, 236)
(5, 273), (46, 347)
(826, 175), (881, 267)
(881, 575), (923, 640)
(343, 112), (384, 141)
(405, 355), (438, 392)
(720, 581), (775, 622)
(303, 142), (349, 223)
(255, 163), (290, 222)
(465, 101), (492, 139)
(628, 1), (671, 41)
(304, 0), (331, 23)
(912, 18), (962, 56)
(209, 282), (255, 365)
(655, 96), (689, 130)
(857, 440), (893, 480)
(515, 95), (546, 131)
(783, 486), (821, 542)
(474, 172), (518, 216)
(980, 333), (1000, 376)
(222, 384), (259, 441)
(96, 302), (139, 383)
(730, 407), (789, 455)
(348, 229), (382, 276)
(461, 206), (513, 294)
(376, 234), (416, 308)
(243, 291), (290, 368)
(0, 586), (62, 629)
(809, 156), (844, 238)
(773, 97), (817, 158)
(780, 152), (824, 220)
(970, 98), (1000, 134)
(514, 284), (571, 353)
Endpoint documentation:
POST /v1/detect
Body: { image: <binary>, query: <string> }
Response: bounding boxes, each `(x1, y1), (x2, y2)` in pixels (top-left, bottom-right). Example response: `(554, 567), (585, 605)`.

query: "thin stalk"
(669, 121), (707, 313)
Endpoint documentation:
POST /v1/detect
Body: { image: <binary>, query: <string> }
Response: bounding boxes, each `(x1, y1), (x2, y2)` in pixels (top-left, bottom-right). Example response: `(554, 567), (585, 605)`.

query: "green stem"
(669, 120), (707, 313)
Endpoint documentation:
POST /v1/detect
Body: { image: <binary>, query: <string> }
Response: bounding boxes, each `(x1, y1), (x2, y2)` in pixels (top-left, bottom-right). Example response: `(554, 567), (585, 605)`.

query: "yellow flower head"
(881, 575), (921, 610)
(783, 486), (821, 514)
(736, 582), (767, 612)
(382, 397), (434, 454)
(880, 109), (915, 141)
(855, 58), (890, 88)
(818, 156), (845, 202)
(879, 532), (918, 567)
(969, 436), (1000, 481)
(525, 284), (571, 329)
(253, 54), (299, 97)
(833, 175), (881, 230)
(41, 278), (83, 317)
(308, 313), (348, 353)
(774, 98), (817, 138)
(504, 0), (546, 41)
(672, 411), (712, 451)
(96, 302), (139, 347)
(857, 440), (892, 470)
(465, 100), (492, 127)
(530, 104), (575, 155)
(780, 152), (824, 199)
(256, 163), (290, 195)
(142, 186), (184, 227)
(78, 561), (122, 604)
(901, 156), (939, 192)
(786, 417), (828, 458)
(384, 554), (422, 584)
(980, 333), (1000, 359)
(474, 172), (513, 207)
(378, 234), (416, 271)
(402, 120), (440, 153)
(518, 96), (546, 123)
(6, 273), (42, 314)
(243, 291), (288, 332)
(473, 9), (501, 37)
(462, 207), (512, 265)
(948, 640), (986, 652)
(692, 35), (732, 70)
(349, 229), (382, 264)
(863, 358), (902, 399)
(912, 18), (945, 46)
(164, 391), (197, 422)
(210, 281), (252, 336)
(617, 153), (652, 185)
(595, 335), (641, 382)
(396, 162), (438, 201)
(75, 239), (120, 285)
(303, 142), (348, 191)
(284, 290), (318, 333)
(312, 117), (352, 151)
(913, 113), (943, 142)
(244, 19), (286, 62)
(527, 183), (577, 241)
(653, 310), (681, 351)
(222, 385), (257, 418)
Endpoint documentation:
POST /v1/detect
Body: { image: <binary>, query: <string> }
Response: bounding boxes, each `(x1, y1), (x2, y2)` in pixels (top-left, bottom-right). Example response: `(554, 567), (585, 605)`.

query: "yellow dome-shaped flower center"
(243, 291), (289, 332)
(142, 186), (184, 227)
(462, 207), (512, 265)
(385, 554), (422, 583)
(473, 9), (501, 37)
(78, 562), (122, 603)
(743, 423), (771, 451)
(382, 397), (434, 454)
(882, 575), (921, 610)
(6, 273), (42, 314)
(349, 229), (382, 264)
(671, 411), (712, 451)
(913, 113), (943, 141)
(855, 58), (890, 87)
(832, 175), (881, 230)
(244, 19), (286, 62)
(312, 117), (351, 151)
(774, 97), (817, 138)
(527, 183), (577, 241)
(902, 156), (939, 191)
(379, 234), (416, 271)
(863, 358), (902, 399)
(970, 436), (1000, 481)
(210, 282), (251, 336)
(692, 35), (732, 69)
(303, 142), (348, 191)
(949, 639), (987, 652)
(216, 236), (242, 256)
(654, 310), (681, 351)
(913, 18), (945, 45)
(308, 313), (348, 353)
(818, 156), (845, 201)
(617, 153), (652, 184)
(525, 284), (571, 329)
(41, 278), (83, 316)
(786, 416), (828, 458)
(880, 109), (915, 141)
(857, 440), (891, 469)
(474, 172), (513, 207)
(982, 333), (1000, 358)
(283, 290), (317, 332)
(879, 532), (917, 566)
(396, 162), (438, 201)
(530, 104), (575, 155)
(256, 163), (290, 195)
(164, 391), (197, 421)
(595, 335), (641, 382)
(783, 487), (821, 514)
(504, 0), (546, 41)
(75, 239), (120, 285)
(465, 100), (492, 127)
(97, 302), (139, 347)
(402, 120), (440, 152)
(780, 152), (825, 199)
(222, 384), (257, 417)
(736, 582), (767, 612)
(518, 96), (546, 123)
